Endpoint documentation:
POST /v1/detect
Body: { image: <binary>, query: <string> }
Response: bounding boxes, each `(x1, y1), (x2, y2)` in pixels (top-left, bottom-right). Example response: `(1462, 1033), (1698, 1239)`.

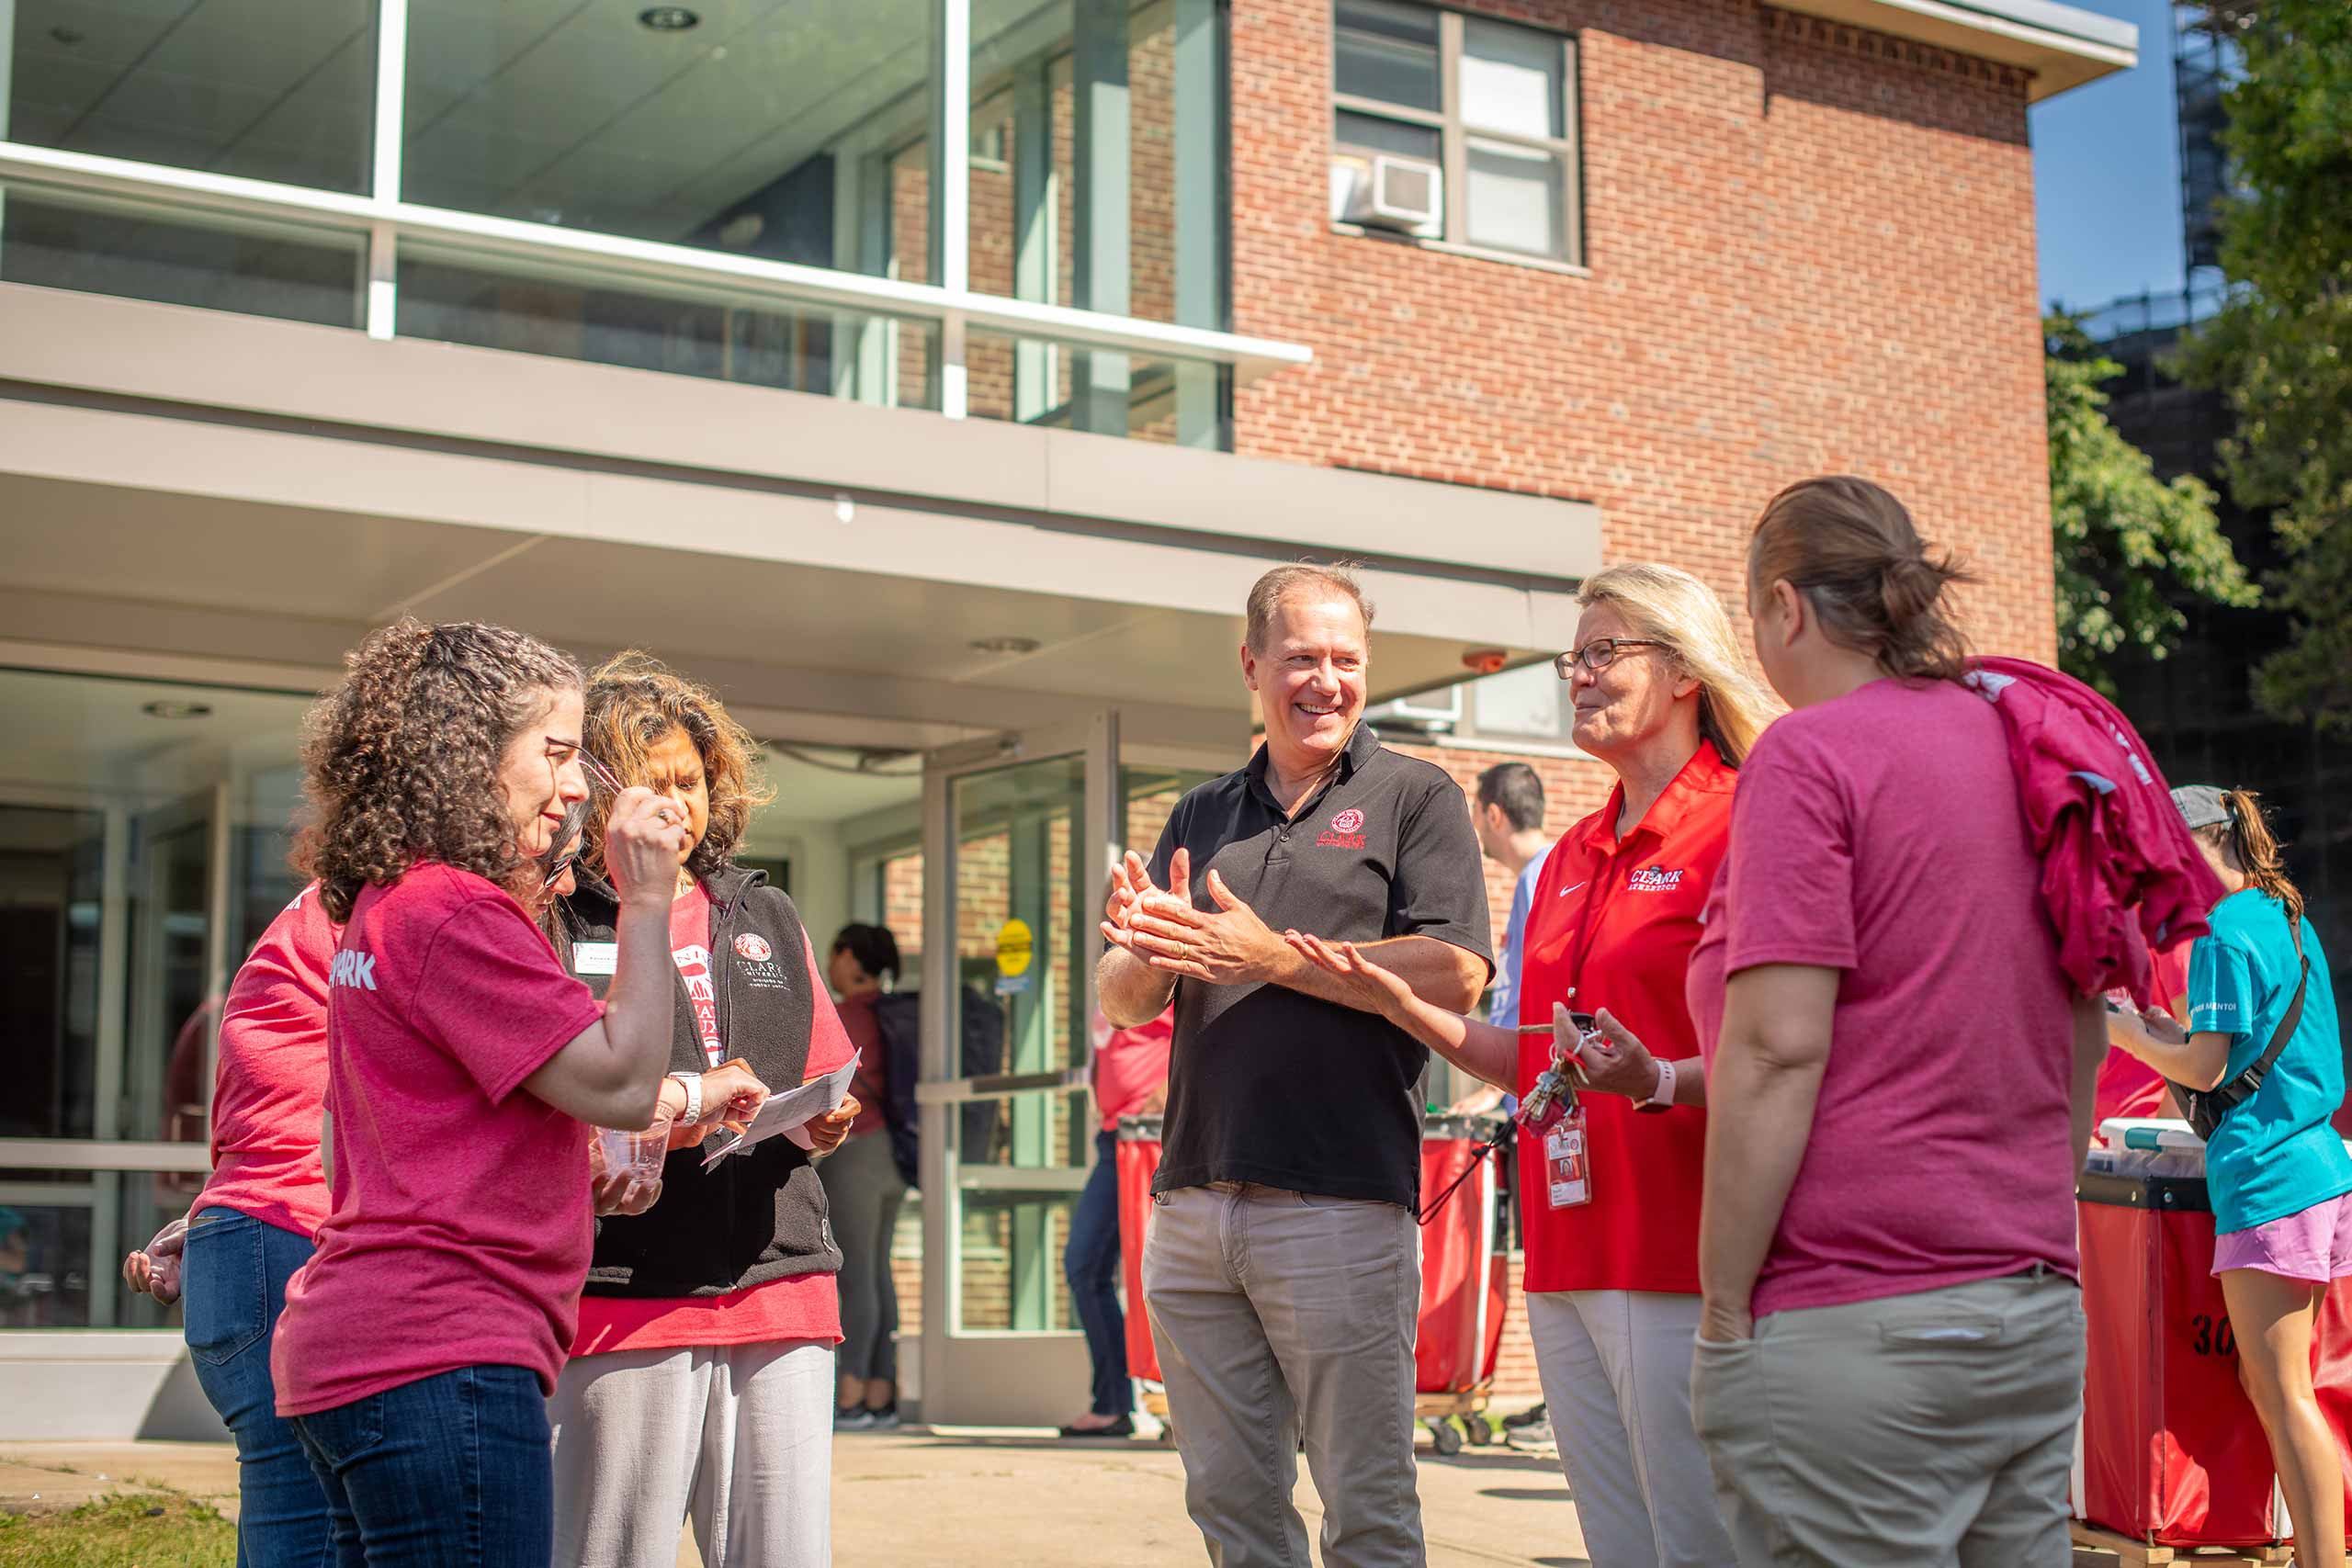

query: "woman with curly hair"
(118, 807), (594, 1568)
(550, 651), (861, 1568)
(267, 620), (766, 1568)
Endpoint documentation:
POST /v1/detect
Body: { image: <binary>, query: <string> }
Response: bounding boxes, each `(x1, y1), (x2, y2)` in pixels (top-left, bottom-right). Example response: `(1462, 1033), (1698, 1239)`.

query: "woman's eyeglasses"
(551, 739), (626, 796)
(1554, 637), (1668, 678)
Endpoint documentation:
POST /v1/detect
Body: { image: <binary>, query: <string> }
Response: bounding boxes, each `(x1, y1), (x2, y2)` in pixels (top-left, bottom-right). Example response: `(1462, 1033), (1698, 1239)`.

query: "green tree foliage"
(2178, 0), (2352, 735)
(2047, 314), (2254, 695)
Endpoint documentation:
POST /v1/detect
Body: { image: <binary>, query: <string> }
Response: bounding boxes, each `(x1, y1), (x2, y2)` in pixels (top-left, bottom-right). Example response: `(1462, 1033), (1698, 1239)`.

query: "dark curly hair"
(298, 619), (585, 922)
(579, 650), (774, 883)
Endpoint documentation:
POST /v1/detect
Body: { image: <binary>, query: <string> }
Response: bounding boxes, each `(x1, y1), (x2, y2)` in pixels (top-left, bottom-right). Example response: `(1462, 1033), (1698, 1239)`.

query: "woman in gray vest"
(550, 651), (860, 1568)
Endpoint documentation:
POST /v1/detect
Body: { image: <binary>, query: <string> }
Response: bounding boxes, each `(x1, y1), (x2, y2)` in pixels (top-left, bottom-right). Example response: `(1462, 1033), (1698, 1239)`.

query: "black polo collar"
(1243, 723), (1382, 814)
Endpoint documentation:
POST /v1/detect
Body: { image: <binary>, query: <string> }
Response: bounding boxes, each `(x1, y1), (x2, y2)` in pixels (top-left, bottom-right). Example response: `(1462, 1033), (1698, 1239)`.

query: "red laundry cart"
(1114, 1113), (1511, 1452)
(2076, 1168), (2281, 1551)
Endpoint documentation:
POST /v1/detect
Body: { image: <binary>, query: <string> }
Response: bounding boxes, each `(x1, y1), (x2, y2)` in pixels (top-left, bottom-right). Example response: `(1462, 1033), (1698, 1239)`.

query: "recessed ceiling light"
(970, 636), (1043, 656)
(141, 700), (212, 720)
(639, 6), (700, 29)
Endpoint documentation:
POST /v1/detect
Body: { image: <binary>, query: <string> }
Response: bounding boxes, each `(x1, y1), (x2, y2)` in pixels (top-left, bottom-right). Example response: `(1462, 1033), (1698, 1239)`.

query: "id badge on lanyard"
(1540, 862), (1609, 1212)
(1543, 1108), (1592, 1209)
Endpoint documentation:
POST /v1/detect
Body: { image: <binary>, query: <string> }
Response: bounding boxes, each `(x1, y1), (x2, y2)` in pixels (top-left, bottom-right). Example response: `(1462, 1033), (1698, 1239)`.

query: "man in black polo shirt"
(1100, 564), (1492, 1568)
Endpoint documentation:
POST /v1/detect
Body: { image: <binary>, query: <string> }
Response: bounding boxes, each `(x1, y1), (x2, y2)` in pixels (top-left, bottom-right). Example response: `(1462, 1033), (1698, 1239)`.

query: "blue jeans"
(183, 1207), (333, 1568)
(290, 1365), (552, 1568)
(1066, 1127), (1130, 1416)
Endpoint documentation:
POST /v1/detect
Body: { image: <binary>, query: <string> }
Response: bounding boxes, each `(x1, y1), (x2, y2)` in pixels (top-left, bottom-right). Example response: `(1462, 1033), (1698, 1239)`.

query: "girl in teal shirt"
(2113, 785), (2347, 1568)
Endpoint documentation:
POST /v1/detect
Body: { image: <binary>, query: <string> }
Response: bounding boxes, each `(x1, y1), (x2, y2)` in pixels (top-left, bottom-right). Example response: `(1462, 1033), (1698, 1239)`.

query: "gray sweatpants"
(1143, 1181), (1425, 1568)
(548, 1337), (833, 1568)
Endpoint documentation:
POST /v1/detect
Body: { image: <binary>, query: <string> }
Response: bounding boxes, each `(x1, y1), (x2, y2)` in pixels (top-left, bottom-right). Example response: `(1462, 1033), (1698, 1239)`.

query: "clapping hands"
(1103, 849), (1287, 986)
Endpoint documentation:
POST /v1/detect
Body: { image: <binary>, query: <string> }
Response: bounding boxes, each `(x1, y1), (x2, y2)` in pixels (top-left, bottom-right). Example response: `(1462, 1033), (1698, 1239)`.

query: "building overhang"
(1770, 0), (2138, 99)
(0, 285), (1601, 746)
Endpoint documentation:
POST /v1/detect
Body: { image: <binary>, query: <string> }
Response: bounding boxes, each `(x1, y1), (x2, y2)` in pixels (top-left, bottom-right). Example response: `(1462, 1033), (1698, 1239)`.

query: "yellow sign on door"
(995, 918), (1035, 978)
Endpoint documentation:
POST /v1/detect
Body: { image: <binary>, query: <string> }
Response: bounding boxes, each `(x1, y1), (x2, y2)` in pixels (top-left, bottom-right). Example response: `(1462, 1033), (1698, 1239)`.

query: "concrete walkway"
(3, 1430), (1589, 1566)
(0, 1434), (2164, 1564)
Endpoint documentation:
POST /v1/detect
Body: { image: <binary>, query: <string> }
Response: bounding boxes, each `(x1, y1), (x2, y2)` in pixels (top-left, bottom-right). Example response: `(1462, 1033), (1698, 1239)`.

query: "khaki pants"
(1690, 1268), (2086, 1568)
(1143, 1182), (1425, 1568)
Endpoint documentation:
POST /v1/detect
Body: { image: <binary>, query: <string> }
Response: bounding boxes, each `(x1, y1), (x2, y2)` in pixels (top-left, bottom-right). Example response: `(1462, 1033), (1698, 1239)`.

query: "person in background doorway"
(822, 921), (910, 1430)
(551, 652), (856, 1568)
(2108, 785), (2349, 1568)
(1059, 1000), (1174, 1439)
(1101, 562), (1492, 1568)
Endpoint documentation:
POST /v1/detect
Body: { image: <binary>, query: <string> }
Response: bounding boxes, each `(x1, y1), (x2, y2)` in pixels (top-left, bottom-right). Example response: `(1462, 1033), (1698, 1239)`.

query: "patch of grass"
(0, 1492), (234, 1567)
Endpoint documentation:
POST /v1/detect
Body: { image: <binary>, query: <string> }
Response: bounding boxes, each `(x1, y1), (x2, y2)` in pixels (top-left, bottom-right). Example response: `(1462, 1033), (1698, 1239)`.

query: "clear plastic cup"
(589, 1126), (667, 1193)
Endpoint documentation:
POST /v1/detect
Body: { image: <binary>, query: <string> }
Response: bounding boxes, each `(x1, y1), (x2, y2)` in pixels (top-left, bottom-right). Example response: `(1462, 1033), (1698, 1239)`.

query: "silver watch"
(668, 1071), (704, 1123)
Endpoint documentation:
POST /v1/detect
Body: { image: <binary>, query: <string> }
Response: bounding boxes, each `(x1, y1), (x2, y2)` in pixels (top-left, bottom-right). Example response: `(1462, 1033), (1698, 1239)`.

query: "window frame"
(1330, 3), (1583, 269)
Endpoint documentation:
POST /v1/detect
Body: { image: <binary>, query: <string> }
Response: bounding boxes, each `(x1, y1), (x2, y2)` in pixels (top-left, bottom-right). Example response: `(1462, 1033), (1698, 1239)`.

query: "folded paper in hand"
(701, 1053), (858, 1168)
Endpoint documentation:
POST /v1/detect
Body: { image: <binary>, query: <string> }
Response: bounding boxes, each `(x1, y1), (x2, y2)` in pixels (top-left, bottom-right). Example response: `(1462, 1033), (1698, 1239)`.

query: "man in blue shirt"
(1464, 761), (1554, 1445)
(1474, 762), (1554, 1034)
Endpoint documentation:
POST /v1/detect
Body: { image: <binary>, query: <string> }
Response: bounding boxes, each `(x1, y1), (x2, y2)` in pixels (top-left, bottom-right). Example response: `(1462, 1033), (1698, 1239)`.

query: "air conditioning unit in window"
(1342, 154), (1442, 236)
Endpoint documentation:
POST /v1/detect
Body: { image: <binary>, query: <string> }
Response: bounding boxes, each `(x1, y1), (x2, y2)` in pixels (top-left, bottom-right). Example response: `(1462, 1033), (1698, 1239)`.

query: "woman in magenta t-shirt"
(549, 652), (860, 1568)
(1687, 479), (2104, 1568)
(267, 619), (718, 1567)
(123, 823), (594, 1568)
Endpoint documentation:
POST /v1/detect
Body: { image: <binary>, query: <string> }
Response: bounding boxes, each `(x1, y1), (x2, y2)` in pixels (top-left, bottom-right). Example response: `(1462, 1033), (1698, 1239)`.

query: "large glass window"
(401, 0), (931, 281)
(5, 0), (377, 193)
(1330, 0), (1580, 265)
(0, 189), (366, 326)
(0, 0), (1254, 443)
(0, 668), (313, 1328)
(967, 329), (1221, 443)
(396, 248), (938, 408)
(966, 0), (1230, 441)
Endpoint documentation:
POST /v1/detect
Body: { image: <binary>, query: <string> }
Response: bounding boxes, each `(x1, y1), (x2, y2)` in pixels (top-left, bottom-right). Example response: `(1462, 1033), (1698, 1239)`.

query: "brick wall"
(1228, 0), (2055, 664)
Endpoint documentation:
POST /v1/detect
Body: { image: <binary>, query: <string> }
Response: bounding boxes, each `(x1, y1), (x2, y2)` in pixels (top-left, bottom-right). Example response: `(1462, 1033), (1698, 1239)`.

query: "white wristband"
(1638, 1056), (1677, 1111)
(670, 1072), (703, 1123)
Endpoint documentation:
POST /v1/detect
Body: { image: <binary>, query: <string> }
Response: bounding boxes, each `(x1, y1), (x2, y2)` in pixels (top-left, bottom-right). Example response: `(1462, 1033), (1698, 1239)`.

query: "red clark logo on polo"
(734, 932), (774, 963)
(1318, 807), (1367, 850)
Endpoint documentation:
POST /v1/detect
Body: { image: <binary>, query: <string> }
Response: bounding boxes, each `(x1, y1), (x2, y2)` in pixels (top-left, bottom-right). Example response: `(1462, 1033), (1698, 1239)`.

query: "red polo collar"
(1573, 740), (1736, 860)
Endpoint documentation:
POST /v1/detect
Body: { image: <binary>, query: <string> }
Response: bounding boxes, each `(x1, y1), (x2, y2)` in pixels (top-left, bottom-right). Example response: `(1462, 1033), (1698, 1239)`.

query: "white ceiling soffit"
(0, 288), (1599, 651)
(0, 472), (1548, 726)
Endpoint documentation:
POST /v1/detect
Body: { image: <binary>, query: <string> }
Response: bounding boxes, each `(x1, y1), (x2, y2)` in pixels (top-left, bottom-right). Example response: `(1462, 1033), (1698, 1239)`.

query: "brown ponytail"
(2209, 789), (2305, 930)
(1748, 476), (1978, 683)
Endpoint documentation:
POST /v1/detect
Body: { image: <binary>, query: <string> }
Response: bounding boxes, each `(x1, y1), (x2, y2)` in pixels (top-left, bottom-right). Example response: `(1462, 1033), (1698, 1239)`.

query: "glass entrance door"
(914, 714), (1114, 1426)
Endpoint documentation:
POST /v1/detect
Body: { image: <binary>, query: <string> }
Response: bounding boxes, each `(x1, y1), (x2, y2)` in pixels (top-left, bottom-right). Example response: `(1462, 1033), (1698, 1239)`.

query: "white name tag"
(572, 942), (618, 976)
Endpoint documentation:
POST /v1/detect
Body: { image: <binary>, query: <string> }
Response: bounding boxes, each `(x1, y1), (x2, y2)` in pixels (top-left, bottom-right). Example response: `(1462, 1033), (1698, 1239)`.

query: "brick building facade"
(1234, 0), (2057, 670)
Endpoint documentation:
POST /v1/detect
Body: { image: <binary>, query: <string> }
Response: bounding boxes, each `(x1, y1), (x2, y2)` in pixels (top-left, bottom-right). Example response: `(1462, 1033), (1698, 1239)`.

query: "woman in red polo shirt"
(1294, 562), (1775, 1568)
